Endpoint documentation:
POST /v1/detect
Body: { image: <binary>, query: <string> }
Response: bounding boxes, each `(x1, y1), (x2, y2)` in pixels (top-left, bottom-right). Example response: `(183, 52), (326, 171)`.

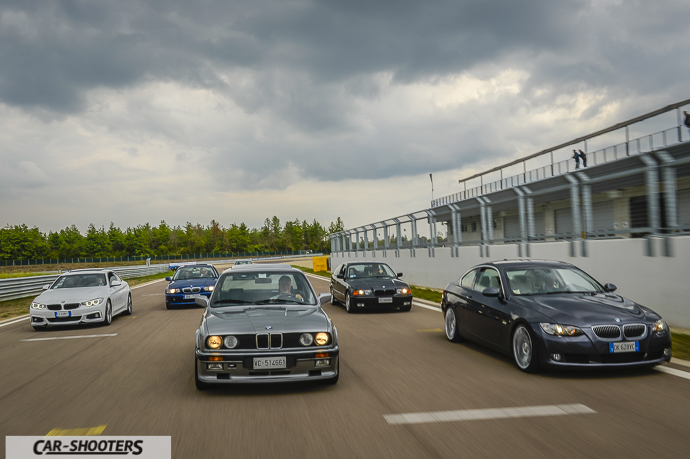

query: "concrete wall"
(331, 235), (690, 328)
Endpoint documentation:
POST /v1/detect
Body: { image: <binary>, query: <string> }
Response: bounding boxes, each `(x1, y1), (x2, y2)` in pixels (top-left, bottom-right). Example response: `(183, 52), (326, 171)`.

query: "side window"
(109, 273), (119, 285)
(338, 264), (346, 276)
(475, 268), (501, 291)
(460, 269), (479, 289)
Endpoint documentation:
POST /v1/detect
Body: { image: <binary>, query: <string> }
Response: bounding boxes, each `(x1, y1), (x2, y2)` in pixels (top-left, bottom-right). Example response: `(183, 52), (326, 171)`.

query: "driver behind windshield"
(276, 275), (303, 302)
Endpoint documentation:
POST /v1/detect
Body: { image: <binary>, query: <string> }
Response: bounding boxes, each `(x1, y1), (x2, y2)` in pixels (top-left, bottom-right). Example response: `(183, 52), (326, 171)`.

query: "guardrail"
(0, 264), (170, 302)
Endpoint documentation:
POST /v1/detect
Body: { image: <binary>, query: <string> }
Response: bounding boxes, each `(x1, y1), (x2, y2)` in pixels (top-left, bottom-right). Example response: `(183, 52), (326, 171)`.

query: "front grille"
(374, 289), (396, 296)
(47, 304), (62, 311)
(63, 303), (80, 310)
(624, 324), (646, 338)
(592, 325), (621, 339)
(182, 287), (201, 293)
(233, 335), (257, 350)
(46, 316), (80, 323)
(270, 334), (283, 349)
(257, 334), (269, 349)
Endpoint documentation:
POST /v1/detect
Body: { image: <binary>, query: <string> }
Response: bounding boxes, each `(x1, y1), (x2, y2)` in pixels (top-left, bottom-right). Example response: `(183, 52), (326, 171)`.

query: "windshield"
(173, 266), (217, 280)
(506, 267), (604, 296)
(234, 260), (252, 265)
(52, 274), (107, 289)
(210, 271), (316, 306)
(346, 263), (396, 279)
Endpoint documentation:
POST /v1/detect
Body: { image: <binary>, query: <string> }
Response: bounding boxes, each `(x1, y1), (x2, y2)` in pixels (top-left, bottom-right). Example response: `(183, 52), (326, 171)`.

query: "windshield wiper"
(213, 299), (253, 304)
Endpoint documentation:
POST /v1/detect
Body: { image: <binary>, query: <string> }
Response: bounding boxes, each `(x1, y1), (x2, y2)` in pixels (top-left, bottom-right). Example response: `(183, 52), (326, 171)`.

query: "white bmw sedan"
(30, 269), (132, 331)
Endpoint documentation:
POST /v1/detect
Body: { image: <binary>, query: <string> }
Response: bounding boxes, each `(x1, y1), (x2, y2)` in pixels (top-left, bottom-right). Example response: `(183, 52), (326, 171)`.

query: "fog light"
(32, 317), (43, 322)
(664, 348), (672, 357)
(550, 353), (563, 362)
(227, 363), (236, 369)
(357, 303), (365, 307)
(207, 363), (223, 371)
(404, 302), (411, 305)
(315, 359), (331, 367)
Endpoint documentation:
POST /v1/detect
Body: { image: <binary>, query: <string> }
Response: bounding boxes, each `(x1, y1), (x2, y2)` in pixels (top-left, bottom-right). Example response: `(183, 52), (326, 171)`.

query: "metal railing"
(0, 264), (170, 302)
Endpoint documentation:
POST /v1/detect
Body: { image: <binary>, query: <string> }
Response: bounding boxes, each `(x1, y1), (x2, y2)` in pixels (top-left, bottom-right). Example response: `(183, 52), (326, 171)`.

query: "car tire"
(345, 293), (355, 313)
(123, 294), (133, 316)
(195, 359), (209, 391)
(512, 324), (541, 373)
(103, 301), (112, 326)
(330, 286), (340, 305)
(323, 359), (339, 385)
(444, 307), (463, 342)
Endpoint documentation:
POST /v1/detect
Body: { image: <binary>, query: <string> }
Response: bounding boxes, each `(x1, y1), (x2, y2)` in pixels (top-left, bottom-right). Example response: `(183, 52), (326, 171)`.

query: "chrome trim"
(256, 333), (268, 349)
(591, 325), (622, 341)
(623, 323), (648, 340)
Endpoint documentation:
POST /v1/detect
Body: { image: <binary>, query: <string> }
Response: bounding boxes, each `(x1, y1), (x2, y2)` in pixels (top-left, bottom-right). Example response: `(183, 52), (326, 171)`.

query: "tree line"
(0, 217), (345, 261)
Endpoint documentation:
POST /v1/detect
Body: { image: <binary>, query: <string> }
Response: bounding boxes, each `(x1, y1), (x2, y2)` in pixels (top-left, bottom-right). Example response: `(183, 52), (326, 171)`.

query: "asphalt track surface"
(1, 264), (690, 458)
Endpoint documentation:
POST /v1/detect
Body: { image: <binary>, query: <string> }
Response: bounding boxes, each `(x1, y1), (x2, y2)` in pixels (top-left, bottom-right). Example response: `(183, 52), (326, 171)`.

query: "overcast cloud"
(1, 0), (688, 232)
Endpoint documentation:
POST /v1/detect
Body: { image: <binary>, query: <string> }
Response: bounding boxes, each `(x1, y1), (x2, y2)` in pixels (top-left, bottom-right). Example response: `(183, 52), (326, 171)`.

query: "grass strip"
(672, 332), (690, 361)
(291, 265), (331, 278)
(410, 285), (443, 304)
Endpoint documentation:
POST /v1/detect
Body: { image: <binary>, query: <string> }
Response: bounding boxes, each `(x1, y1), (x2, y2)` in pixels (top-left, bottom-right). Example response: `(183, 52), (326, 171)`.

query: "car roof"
(234, 259), (252, 262)
(343, 260), (390, 265)
(222, 263), (297, 274)
(483, 259), (575, 269)
(64, 268), (108, 274)
(177, 264), (215, 268)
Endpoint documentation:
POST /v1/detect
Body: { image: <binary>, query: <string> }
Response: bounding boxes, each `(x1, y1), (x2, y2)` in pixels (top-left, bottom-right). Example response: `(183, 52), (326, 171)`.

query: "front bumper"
(166, 291), (212, 307)
(30, 306), (106, 327)
(195, 346), (340, 384)
(536, 326), (672, 369)
(350, 295), (413, 309)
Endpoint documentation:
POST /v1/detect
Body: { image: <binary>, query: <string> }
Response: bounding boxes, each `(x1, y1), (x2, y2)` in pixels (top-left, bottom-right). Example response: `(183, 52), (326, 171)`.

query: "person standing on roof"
(572, 150), (580, 170)
(578, 149), (587, 167)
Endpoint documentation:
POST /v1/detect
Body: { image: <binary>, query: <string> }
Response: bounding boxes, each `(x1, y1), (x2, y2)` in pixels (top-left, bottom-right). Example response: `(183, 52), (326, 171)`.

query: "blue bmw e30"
(165, 264), (219, 309)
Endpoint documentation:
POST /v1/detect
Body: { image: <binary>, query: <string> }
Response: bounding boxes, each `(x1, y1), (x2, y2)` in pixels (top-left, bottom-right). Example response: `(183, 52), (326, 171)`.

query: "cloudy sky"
(1, 0), (688, 234)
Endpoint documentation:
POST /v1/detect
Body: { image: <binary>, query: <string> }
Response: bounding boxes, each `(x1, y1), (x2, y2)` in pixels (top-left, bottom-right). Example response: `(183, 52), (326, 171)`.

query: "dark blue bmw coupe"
(165, 264), (219, 309)
(441, 260), (672, 372)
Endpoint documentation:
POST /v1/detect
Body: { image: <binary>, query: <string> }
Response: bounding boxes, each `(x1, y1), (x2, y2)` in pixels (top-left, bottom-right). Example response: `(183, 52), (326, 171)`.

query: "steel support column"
(576, 173), (592, 257)
(565, 174), (581, 258)
(514, 188), (527, 257)
(656, 151), (678, 256)
(394, 218), (402, 258)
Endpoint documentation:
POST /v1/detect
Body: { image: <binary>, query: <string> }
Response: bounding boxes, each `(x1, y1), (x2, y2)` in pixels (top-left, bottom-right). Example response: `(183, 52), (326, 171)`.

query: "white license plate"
(55, 311), (71, 318)
(184, 294), (202, 299)
(610, 342), (639, 353)
(253, 357), (286, 369)
(378, 297), (393, 303)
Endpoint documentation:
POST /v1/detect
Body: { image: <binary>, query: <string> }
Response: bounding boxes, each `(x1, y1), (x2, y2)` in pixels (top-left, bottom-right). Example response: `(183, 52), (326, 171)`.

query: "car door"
(447, 268), (480, 336)
(466, 267), (512, 350)
(108, 272), (126, 312)
(333, 264), (347, 301)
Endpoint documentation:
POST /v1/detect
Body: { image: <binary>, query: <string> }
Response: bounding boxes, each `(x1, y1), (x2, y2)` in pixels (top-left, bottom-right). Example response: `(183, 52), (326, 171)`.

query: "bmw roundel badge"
(614, 318), (621, 323)
(266, 326), (272, 330)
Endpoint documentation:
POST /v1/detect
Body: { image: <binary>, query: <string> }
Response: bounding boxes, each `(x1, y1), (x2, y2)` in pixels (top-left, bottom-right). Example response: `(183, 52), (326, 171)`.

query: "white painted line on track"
(657, 366), (690, 380)
(0, 315), (30, 328)
(413, 301), (441, 311)
(304, 273), (330, 282)
(384, 403), (596, 425)
(21, 333), (118, 342)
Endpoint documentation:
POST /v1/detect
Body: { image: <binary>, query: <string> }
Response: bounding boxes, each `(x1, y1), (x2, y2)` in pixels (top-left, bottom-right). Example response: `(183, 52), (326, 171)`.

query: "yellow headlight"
(315, 332), (329, 346)
(207, 336), (222, 349)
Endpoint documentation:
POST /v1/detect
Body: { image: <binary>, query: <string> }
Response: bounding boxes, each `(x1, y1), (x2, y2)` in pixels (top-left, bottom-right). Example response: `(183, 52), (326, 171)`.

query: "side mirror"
(165, 277), (172, 282)
(397, 272), (403, 277)
(604, 283), (617, 292)
(42, 284), (50, 290)
(111, 281), (122, 287)
(482, 287), (500, 297)
(318, 293), (332, 305)
(336, 274), (344, 279)
(195, 297), (209, 307)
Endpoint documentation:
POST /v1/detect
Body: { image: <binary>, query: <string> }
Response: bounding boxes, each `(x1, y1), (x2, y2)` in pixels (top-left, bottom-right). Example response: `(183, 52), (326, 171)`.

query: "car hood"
(347, 278), (408, 289)
(35, 286), (108, 303)
(168, 278), (217, 289)
(512, 293), (649, 325)
(205, 306), (328, 334)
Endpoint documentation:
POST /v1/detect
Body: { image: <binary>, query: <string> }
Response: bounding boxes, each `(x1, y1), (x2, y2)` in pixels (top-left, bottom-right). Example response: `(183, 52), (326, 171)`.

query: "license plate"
(253, 357), (286, 369)
(184, 294), (202, 299)
(378, 297), (393, 303)
(610, 342), (639, 353)
(55, 311), (71, 318)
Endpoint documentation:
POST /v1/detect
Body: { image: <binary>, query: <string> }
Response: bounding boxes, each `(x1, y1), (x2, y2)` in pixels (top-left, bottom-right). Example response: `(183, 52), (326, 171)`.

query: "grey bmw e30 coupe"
(193, 264), (339, 389)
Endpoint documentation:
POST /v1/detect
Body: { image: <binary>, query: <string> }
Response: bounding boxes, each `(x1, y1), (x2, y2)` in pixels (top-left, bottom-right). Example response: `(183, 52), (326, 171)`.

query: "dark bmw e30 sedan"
(441, 260), (672, 372)
(329, 261), (413, 313)
(193, 264), (338, 389)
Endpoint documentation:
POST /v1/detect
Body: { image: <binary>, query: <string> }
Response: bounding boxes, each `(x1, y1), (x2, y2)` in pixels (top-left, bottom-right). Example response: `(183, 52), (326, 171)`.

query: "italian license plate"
(184, 294), (202, 299)
(55, 311), (71, 318)
(610, 342), (639, 353)
(378, 297), (393, 303)
(253, 357), (286, 370)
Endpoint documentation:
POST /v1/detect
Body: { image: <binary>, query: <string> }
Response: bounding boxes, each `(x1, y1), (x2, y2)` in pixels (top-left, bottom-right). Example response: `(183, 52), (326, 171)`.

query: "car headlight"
(396, 288), (411, 294)
(540, 323), (584, 336)
(31, 302), (46, 310)
(653, 319), (667, 335)
(315, 332), (329, 346)
(81, 298), (104, 307)
(203, 286), (214, 292)
(299, 333), (314, 346)
(352, 290), (371, 296)
(167, 288), (180, 294)
(224, 335), (238, 349)
(207, 336), (222, 349)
